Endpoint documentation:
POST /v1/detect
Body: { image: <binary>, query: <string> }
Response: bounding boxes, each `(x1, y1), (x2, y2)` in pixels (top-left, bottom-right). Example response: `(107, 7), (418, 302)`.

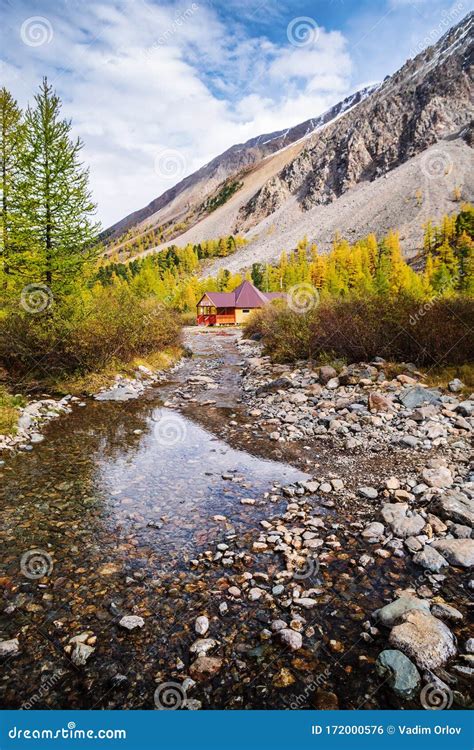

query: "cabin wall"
(235, 307), (256, 324)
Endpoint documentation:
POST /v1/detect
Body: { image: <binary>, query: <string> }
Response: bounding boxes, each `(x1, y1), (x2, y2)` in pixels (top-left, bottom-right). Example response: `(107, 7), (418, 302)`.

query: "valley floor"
(0, 328), (472, 710)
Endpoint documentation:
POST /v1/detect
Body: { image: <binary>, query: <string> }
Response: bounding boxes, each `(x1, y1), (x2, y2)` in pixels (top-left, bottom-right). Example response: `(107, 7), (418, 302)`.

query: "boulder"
(413, 545), (448, 573)
(434, 491), (474, 526)
(381, 503), (425, 538)
(448, 378), (464, 393)
(398, 386), (441, 409)
(389, 611), (456, 670)
(375, 649), (421, 700)
(375, 595), (430, 627)
(422, 466), (453, 489)
(431, 538), (474, 568)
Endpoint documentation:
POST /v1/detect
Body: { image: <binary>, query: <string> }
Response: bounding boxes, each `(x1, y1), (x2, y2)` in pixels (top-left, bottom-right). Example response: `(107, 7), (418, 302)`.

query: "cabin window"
(242, 309), (250, 313)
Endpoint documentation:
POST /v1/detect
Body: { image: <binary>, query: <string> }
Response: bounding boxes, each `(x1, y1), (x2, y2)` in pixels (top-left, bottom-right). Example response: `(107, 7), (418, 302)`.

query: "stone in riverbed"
(118, 615), (145, 631)
(228, 586), (241, 598)
(413, 545), (449, 573)
(422, 466), (453, 489)
(375, 649), (420, 700)
(311, 688), (339, 710)
(273, 667), (295, 688)
(361, 522), (385, 541)
(189, 638), (219, 656)
(195, 616), (209, 635)
(248, 587), (264, 601)
(189, 656), (223, 682)
(279, 628), (303, 651)
(448, 378), (464, 393)
(375, 595), (430, 627)
(71, 642), (95, 666)
(398, 386), (441, 409)
(358, 486), (378, 500)
(389, 611), (456, 670)
(381, 503), (425, 538)
(368, 392), (393, 412)
(434, 491), (474, 527)
(431, 539), (474, 568)
(431, 603), (463, 622)
(457, 399), (474, 416)
(0, 638), (20, 658)
(318, 366), (337, 384)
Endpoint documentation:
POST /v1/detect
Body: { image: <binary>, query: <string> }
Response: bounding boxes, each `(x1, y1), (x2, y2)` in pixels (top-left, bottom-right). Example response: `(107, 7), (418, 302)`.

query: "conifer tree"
(21, 78), (99, 292)
(0, 88), (23, 278)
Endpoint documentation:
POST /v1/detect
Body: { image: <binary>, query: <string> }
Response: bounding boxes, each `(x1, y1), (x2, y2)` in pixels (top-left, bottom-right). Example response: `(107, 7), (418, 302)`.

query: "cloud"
(2, 0), (467, 228)
(1, 0), (355, 227)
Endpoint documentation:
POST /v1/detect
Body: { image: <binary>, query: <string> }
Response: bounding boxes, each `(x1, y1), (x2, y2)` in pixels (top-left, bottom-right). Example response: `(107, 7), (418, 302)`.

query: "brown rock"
(189, 655), (223, 682)
(319, 366), (337, 384)
(368, 392), (393, 412)
(312, 688), (339, 710)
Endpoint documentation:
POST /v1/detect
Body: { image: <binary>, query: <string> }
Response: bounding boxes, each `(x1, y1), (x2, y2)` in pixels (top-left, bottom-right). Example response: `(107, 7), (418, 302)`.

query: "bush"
(244, 295), (474, 366)
(0, 284), (181, 378)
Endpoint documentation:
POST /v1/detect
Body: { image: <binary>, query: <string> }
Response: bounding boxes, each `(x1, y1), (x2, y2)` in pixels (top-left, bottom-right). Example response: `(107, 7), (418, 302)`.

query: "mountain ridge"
(106, 12), (474, 269)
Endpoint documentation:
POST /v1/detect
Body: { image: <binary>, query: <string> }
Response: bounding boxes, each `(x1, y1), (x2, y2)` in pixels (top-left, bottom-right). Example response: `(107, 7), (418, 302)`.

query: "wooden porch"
(197, 305), (236, 326)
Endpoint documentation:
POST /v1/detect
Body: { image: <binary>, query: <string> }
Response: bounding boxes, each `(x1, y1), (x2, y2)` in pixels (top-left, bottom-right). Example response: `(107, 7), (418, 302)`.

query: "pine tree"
(21, 78), (99, 292)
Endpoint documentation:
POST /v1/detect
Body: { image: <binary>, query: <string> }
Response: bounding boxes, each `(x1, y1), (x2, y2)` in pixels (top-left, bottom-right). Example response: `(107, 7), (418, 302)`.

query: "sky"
(1, 0), (472, 228)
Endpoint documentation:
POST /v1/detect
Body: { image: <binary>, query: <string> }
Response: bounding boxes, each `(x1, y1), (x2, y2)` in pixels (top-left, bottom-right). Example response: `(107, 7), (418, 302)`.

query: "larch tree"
(0, 87), (23, 279)
(21, 78), (99, 293)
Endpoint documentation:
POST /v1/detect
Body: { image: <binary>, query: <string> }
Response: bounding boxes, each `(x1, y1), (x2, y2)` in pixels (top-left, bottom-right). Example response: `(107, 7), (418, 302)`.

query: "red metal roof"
(198, 281), (285, 309)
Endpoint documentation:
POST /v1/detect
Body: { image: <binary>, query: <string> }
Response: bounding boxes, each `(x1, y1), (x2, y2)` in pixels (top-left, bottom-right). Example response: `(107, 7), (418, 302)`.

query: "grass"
(424, 363), (474, 394)
(0, 386), (26, 435)
(49, 345), (183, 396)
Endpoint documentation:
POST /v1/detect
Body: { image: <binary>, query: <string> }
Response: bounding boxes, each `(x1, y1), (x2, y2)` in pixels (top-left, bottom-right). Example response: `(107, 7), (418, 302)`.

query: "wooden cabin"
(196, 280), (284, 326)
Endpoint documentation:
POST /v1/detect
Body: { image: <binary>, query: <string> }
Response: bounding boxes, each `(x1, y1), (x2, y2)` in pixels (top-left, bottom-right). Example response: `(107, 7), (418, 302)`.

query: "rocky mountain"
(107, 12), (474, 268)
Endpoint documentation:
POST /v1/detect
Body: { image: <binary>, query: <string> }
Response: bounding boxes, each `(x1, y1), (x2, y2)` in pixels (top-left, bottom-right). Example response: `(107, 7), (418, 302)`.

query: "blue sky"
(1, 0), (472, 226)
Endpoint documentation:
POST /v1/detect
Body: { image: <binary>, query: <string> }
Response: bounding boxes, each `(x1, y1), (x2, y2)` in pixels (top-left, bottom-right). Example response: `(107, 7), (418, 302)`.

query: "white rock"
(279, 628), (303, 651)
(195, 616), (209, 635)
(119, 615), (145, 631)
